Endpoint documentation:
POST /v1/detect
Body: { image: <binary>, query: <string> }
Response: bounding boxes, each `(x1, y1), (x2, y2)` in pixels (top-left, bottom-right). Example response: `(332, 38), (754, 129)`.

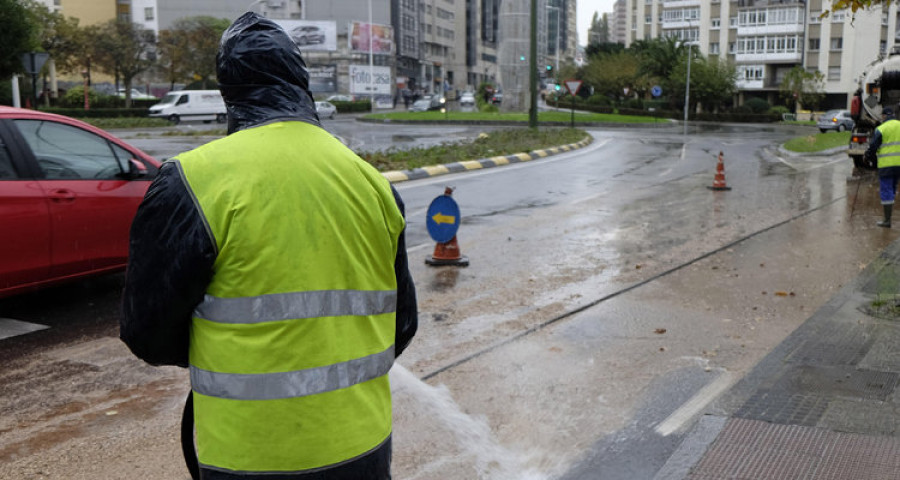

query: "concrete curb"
(776, 144), (849, 158)
(381, 135), (594, 184)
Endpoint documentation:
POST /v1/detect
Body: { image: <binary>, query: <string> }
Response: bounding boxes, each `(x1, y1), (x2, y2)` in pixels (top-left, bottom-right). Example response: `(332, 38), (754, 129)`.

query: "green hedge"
(330, 100), (371, 113)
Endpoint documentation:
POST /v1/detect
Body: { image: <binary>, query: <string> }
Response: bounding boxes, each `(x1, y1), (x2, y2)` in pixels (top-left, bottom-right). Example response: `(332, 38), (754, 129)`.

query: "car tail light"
(852, 134), (868, 144)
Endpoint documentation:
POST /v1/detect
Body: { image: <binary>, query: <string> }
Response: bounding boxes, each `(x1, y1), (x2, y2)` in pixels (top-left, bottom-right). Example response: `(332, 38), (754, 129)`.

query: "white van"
(148, 90), (227, 125)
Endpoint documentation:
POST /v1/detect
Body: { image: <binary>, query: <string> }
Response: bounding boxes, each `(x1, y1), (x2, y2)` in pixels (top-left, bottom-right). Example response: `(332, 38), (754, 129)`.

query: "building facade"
(31, 0), (576, 101)
(616, 0), (900, 109)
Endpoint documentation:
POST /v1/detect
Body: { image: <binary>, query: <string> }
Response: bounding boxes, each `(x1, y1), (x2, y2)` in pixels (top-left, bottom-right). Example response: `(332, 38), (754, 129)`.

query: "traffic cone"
(426, 235), (469, 266)
(707, 151), (732, 191)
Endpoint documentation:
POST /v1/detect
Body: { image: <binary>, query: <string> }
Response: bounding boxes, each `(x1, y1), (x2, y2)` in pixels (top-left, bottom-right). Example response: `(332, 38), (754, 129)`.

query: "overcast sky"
(577, 0), (616, 46)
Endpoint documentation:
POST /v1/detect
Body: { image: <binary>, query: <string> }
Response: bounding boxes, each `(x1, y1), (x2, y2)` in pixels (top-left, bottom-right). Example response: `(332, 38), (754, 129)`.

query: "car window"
(14, 119), (126, 180)
(177, 95), (189, 105)
(0, 140), (17, 179)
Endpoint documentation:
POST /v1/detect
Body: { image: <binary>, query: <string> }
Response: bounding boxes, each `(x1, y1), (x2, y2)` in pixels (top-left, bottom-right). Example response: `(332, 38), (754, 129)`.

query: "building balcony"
(737, 0), (804, 7)
(736, 24), (804, 35)
(662, 0), (700, 8)
(735, 51), (801, 62)
(661, 19), (699, 29)
(736, 78), (764, 89)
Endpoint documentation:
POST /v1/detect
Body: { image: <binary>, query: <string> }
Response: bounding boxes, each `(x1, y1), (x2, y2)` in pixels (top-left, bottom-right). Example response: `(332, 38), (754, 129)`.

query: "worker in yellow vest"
(866, 106), (900, 228)
(121, 12), (417, 479)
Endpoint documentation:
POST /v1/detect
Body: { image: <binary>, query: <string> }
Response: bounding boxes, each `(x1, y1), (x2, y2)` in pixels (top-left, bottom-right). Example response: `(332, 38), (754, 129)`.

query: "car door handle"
(48, 189), (76, 203)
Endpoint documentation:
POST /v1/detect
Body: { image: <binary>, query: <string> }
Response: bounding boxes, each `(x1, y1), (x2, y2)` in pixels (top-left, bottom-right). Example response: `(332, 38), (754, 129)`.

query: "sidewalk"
(655, 237), (900, 479)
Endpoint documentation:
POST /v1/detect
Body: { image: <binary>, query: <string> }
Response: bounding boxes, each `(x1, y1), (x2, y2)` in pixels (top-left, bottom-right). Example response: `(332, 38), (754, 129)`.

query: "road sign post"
(425, 186), (469, 267)
(21, 52), (49, 110)
(565, 80), (582, 128)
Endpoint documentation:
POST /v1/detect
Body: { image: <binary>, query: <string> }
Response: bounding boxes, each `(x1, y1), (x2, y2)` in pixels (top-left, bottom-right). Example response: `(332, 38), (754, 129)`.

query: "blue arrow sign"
(651, 85), (663, 97)
(426, 195), (460, 243)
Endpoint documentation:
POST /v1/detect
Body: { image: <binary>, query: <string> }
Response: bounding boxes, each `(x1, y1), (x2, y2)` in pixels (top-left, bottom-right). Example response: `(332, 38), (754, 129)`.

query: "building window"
(710, 43), (720, 54)
(646, 14), (652, 24)
(144, 7), (154, 21)
(830, 37), (842, 50)
(828, 66), (841, 80)
(809, 13), (821, 24)
(730, 16), (737, 27)
(711, 18), (721, 29)
(882, 41), (888, 54)
(728, 42), (735, 53)
(831, 11), (845, 22)
(809, 38), (820, 51)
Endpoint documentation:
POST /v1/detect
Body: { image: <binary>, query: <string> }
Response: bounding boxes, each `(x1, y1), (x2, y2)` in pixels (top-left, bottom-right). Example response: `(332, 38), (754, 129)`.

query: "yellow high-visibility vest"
(175, 120), (404, 474)
(877, 119), (900, 169)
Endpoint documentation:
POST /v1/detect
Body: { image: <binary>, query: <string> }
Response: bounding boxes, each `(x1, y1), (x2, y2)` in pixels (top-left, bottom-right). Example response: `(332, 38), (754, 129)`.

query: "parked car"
(325, 94), (355, 102)
(818, 110), (854, 132)
(315, 101), (337, 119)
(290, 25), (325, 46)
(409, 99), (431, 112)
(491, 91), (503, 105)
(459, 92), (476, 107)
(117, 88), (157, 100)
(0, 106), (161, 298)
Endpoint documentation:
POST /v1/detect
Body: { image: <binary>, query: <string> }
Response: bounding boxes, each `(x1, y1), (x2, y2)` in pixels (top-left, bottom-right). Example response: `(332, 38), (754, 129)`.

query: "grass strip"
(358, 127), (588, 172)
(783, 131), (850, 153)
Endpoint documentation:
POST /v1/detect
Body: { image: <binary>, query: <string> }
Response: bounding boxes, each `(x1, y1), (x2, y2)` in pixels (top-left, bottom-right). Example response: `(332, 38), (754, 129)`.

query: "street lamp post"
(683, 21), (694, 136)
(546, 5), (560, 76)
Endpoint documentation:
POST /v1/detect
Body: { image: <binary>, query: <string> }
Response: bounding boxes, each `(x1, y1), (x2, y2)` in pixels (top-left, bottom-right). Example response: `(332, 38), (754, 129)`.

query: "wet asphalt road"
(2, 119), (898, 479)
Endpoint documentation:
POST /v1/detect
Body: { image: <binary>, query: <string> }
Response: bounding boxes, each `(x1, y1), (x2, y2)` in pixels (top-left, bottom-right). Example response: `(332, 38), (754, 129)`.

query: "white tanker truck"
(848, 47), (900, 169)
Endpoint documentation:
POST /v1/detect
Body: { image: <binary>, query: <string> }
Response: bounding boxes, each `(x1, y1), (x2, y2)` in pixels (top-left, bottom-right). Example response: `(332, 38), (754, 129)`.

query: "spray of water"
(391, 363), (551, 480)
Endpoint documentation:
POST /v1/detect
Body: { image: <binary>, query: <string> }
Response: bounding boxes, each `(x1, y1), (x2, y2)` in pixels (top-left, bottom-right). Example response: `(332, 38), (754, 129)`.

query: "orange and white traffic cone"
(707, 151), (732, 191)
(426, 235), (469, 266)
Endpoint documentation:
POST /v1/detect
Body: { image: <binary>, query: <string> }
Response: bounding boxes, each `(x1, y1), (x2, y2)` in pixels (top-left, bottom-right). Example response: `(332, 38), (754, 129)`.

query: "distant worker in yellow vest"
(120, 12), (417, 480)
(866, 106), (900, 228)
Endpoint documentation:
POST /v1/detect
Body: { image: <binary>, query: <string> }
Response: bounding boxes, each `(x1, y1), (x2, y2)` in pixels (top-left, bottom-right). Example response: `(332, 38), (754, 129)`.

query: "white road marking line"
(0, 318), (49, 341)
(654, 370), (734, 437)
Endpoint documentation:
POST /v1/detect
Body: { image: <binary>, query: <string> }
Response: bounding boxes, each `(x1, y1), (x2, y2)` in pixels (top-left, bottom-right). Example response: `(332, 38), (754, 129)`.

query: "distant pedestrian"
(865, 105), (900, 227)
(120, 12), (417, 479)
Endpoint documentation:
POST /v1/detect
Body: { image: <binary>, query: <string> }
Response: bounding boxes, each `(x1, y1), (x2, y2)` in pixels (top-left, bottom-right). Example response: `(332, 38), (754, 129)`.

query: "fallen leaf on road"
(775, 291), (789, 296)
(654, 328), (667, 334)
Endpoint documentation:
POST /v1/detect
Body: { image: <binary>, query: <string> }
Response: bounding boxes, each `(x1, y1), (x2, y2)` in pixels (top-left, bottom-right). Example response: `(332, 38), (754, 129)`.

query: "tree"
(829, 0), (889, 14)
(24, 3), (83, 75)
(631, 36), (690, 107)
(157, 28), (191, 90)
(586, 42), (624, 58)
(588, 12), (610, 46)
(670, 56), (738, 113)
(581, 50), (641, 100)
(178, 16), (231, 89)
(0, 0), (37, 81)
(780, 66), (825, 113)
(90, 20), (156, 107)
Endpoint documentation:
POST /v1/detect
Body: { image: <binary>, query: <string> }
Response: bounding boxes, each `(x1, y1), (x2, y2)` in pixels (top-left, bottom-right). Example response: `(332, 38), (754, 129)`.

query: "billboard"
(349, 21), (394, 54)
(349, 64), (392, 96)
(308, 65), (337, 93)
(273, 20), (338, 51)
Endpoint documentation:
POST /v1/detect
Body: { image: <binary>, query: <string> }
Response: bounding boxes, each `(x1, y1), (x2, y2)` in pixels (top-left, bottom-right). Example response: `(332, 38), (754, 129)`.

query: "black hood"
(217, 12), (319, 134)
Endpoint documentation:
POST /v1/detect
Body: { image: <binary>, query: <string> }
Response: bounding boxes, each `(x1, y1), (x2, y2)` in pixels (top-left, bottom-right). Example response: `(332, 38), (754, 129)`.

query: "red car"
(0, 106), (160, 298)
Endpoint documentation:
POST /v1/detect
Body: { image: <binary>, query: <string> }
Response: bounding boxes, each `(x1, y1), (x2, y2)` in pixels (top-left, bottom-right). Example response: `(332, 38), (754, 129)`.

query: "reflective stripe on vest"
(191, 345), (394, 400)
(877, 120), (900, 168)
(176, 121), (403, 474)
(194, 289), (397, 324)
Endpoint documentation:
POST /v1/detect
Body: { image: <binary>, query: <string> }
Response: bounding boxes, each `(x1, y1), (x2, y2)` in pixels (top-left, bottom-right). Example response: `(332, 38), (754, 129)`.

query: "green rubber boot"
(878, 204), (893, 228)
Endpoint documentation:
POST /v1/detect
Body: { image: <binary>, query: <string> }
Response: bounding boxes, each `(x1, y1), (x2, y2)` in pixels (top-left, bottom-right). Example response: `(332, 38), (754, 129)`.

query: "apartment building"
(617, 0), (899, 109)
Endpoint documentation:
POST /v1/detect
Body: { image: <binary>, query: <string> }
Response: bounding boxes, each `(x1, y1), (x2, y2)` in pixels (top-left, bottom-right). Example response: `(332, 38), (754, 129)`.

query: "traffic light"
(546, 65), (553, 72)
(520, 55), (526, 61)
(554, 84), (561, 91)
